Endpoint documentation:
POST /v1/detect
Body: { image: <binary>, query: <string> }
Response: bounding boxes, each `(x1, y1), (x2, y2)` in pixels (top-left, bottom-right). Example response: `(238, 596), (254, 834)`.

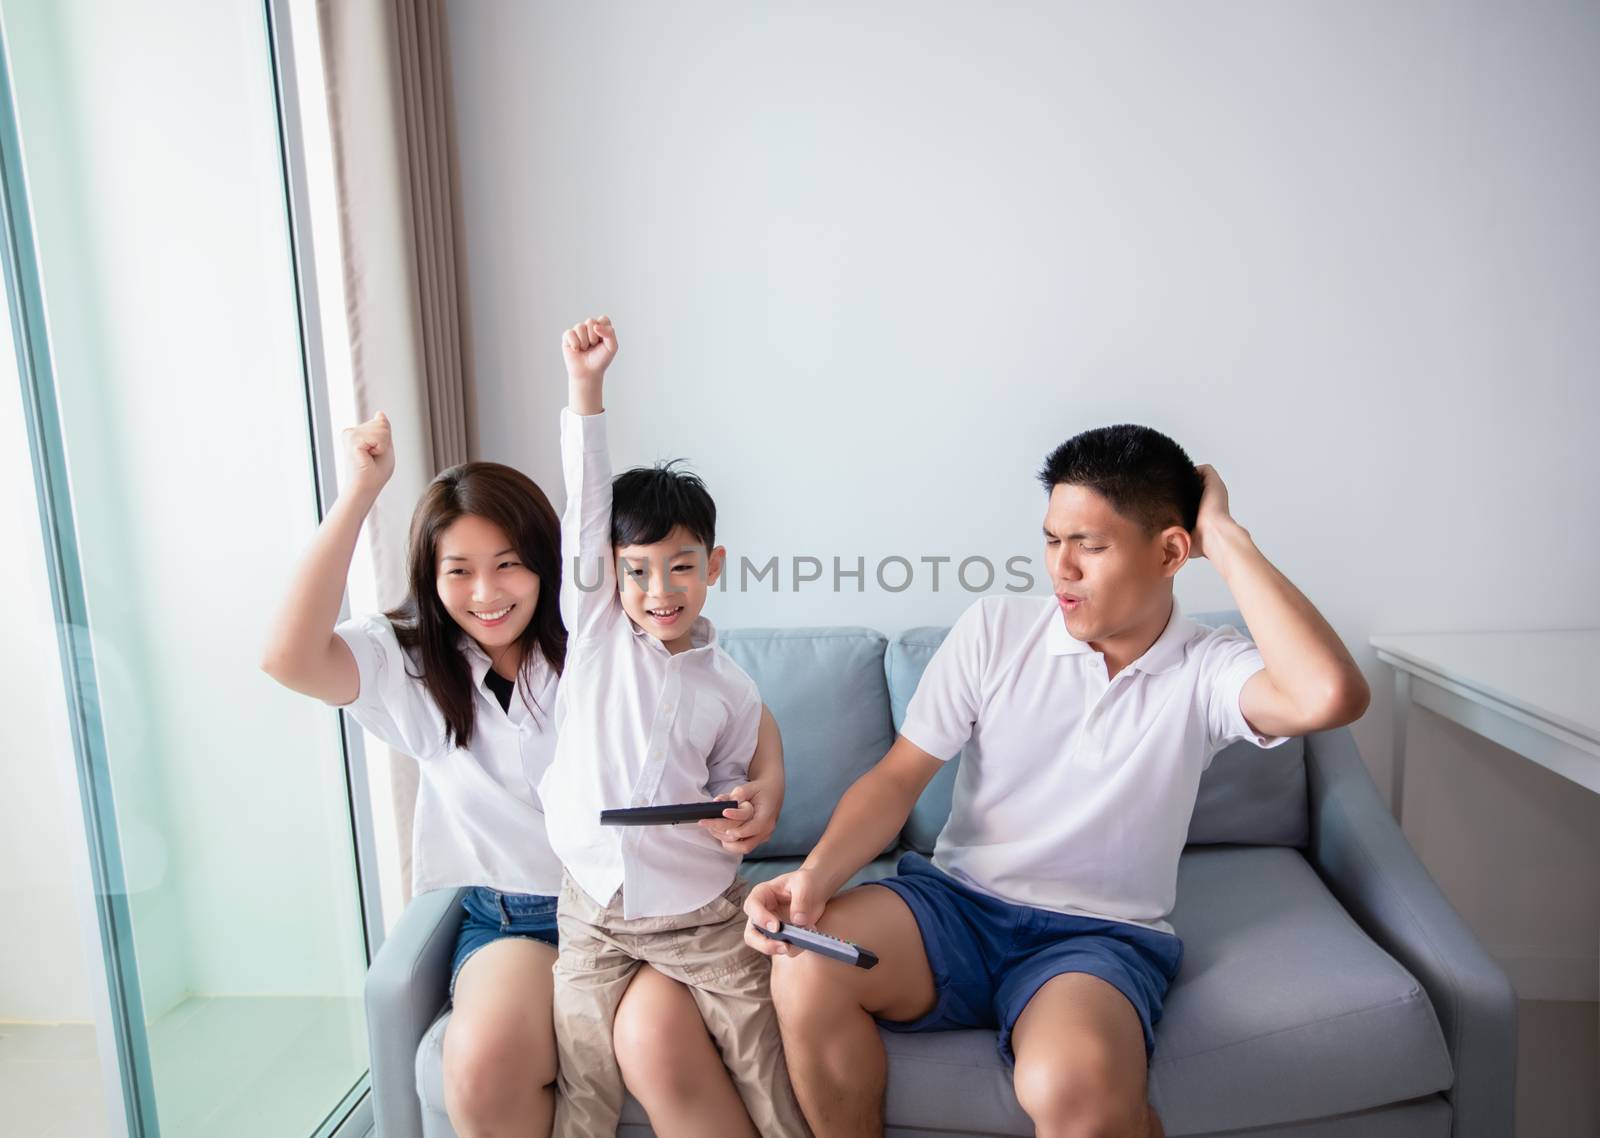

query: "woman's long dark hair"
(384, 462), (566, 749)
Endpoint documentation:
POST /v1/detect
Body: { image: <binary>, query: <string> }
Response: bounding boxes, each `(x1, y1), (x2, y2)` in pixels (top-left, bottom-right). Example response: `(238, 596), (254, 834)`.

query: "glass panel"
(0, 176), (116, 1138)
(0, 2), (370, 1134)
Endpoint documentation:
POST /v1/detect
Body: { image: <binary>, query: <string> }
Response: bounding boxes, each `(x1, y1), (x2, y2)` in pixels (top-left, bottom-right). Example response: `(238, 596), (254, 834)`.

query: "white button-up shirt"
(538, 409), (761, 919)
(332, 613), (563, 897)
(901, 594), (1287, 934)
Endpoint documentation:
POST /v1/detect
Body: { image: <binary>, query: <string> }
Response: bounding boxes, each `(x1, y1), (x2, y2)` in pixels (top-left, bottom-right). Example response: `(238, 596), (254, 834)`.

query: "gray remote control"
(752, 920), (879, 969)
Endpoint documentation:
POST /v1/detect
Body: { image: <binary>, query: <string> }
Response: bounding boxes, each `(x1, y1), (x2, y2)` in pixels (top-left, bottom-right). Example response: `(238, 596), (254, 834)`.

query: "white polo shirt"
(900, 594), (1287, 935)
(332, 613), (564, 898)
(537, 409), (762, 919)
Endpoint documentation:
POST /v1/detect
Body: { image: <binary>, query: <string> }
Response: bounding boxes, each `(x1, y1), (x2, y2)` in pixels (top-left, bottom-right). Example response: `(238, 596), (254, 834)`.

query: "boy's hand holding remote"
(700, 780), (776, 854)
(701, 702), (787, 853)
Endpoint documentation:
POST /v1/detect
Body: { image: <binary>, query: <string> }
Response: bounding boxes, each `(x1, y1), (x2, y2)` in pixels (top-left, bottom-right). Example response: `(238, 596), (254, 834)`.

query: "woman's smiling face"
(434, 513), (540, 653)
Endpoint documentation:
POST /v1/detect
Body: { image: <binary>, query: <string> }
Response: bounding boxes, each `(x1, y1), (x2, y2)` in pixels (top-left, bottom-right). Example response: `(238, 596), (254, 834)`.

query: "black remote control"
(600, 802), (734, 826)
(752, 920), (879, 969)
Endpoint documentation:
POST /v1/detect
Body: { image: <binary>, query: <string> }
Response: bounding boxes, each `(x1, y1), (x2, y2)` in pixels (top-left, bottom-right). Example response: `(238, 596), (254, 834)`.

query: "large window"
(1, 3), (374, 1135)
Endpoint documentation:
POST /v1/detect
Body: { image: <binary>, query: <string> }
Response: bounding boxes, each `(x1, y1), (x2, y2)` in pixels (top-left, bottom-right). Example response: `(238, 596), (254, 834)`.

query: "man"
(746, 424), (1369, 1137)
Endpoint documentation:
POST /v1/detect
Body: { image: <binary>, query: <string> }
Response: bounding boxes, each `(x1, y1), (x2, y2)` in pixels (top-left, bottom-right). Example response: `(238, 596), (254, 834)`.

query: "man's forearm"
(1205, 518), (1366, 718)
(800, 767), (916, 898)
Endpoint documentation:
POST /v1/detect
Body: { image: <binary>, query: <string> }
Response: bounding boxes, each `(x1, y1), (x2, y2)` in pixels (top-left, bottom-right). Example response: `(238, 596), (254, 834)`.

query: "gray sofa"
(365, 613), (1517, 1138)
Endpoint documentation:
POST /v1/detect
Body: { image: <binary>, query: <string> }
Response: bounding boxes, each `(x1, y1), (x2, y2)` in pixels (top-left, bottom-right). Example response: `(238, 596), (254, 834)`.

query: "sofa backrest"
(883, 610), (1309, 850)
(1183, 612), (1309, 847)
(720, 628), (897, 858)
(884, 627), (964, 853)
(724, 611), (1309, 861)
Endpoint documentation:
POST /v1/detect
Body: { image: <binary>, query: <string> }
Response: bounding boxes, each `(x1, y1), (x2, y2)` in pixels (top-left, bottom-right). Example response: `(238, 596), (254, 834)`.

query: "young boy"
(745, 425), (1370, 1138)
(539, 315), (811, 1138)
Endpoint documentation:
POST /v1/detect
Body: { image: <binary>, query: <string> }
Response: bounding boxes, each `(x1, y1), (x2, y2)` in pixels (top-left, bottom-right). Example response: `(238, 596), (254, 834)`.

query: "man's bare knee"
(1013, 1050), (1146, 1138)
(770, 948), (860, 1032)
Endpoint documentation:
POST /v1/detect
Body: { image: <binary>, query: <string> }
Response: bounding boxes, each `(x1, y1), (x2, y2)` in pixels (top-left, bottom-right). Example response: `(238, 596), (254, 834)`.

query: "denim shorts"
(871, 853), (1183, 1065)
(448, 887), (560, 999)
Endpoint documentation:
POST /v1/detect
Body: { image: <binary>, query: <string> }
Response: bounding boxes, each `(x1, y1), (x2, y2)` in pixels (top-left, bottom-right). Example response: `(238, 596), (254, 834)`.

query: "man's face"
(615, 525), (725, 649)
(1042, 483), (1188, 644)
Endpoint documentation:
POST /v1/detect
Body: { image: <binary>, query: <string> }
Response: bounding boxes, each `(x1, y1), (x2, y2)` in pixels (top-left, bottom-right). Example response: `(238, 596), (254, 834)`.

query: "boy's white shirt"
(901, 593), (1288, 935)
(539, 408), (761, 919)
(332, 613), (565, 897)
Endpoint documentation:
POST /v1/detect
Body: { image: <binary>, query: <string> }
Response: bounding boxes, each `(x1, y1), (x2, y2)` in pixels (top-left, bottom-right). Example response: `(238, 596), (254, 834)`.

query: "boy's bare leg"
(614, 964), (757, 1138)
(626, 896), (810, 1138)
(768, 885), (939, 1138)
(1009, 972), (1158, 1138)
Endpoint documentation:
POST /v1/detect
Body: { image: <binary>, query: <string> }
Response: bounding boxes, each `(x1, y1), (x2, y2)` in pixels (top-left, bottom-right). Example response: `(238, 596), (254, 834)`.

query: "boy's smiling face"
(1043, 482), (1189, 648)
(615, 524), (726, 651)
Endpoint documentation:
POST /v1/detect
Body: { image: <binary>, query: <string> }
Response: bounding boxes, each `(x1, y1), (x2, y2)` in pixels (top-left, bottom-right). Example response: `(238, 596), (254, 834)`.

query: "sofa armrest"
(1304, 727), (1517, 1138)
(365, 887), (466, 1138)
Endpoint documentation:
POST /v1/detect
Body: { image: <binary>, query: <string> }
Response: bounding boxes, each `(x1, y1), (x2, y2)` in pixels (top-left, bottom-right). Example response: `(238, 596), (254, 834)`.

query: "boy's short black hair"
(611, 461), (717, 550)
(1037, 424), (1204, 535)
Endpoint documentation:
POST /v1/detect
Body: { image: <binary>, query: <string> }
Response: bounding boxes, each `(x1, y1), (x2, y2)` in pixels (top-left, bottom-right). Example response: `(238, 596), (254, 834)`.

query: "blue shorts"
(448, 887), (560, 999)
(871, 854), (1183, 1065)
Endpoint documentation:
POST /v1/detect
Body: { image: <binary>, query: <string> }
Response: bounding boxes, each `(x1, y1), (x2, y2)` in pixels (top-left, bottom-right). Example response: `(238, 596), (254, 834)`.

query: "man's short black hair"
(611, 461), (717, 550)
(1037, 424), (1204, 535)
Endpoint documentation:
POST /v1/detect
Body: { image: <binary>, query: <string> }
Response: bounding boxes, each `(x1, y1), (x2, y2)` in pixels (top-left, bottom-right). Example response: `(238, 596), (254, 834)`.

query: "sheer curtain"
(317, 0), (473, 897)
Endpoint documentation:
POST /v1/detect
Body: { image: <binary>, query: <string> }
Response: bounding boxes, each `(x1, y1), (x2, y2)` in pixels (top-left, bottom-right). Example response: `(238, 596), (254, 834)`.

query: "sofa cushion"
(1155, 847), (1452, 1129)
(720, 627), (897, 857)
(867, 847), (1452, 1136)
(884, 610), (1309, 851)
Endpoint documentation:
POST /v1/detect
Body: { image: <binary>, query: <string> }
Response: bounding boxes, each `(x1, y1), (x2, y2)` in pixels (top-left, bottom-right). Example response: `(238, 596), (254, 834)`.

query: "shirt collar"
(1045, 596), (1197, 675)
(458, 632), (496, 687)
(1046, 605), (1097, 656)
(457, 632), (552, 691)
(1125, 599), (1198, 675)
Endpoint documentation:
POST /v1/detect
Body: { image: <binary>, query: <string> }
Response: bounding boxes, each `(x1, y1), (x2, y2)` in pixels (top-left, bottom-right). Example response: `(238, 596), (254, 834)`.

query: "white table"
(1372, 629), (1600, 1028)
(1371, 630), (1600, 824)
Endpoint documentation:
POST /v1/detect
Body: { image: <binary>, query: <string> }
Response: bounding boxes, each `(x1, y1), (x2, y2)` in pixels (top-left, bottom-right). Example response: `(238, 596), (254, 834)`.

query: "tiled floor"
(3, 998), (1596, 1136)
(1, 993), (365, 1138)
(0, 1016), (111, 1138)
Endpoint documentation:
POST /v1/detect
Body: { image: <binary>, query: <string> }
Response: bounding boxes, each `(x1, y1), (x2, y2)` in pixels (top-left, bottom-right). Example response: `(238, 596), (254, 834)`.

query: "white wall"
(445, 1), (1600, 997)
